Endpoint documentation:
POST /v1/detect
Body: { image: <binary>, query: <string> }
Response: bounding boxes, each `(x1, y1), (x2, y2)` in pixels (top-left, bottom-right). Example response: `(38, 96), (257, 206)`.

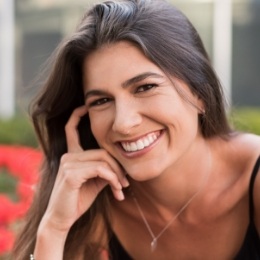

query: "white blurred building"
(0, 0), (259, 118)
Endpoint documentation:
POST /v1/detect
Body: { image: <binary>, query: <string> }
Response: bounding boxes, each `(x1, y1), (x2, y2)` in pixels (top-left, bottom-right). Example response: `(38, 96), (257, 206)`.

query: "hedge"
(0, 107), (259, 147)
(0, 116), (37, 147)
(230, 107), (260, 135)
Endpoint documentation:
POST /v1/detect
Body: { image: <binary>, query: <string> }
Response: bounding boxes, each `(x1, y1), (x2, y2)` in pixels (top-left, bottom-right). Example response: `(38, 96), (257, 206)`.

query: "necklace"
(131, 158), (211, 252)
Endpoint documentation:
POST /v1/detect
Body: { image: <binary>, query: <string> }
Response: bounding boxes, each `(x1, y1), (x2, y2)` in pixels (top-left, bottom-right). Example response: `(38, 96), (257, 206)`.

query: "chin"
(123, 164), (163, 182)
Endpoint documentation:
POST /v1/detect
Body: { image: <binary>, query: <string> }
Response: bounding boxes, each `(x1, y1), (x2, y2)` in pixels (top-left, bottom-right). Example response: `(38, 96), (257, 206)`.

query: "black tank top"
(109, 157), (260, 259)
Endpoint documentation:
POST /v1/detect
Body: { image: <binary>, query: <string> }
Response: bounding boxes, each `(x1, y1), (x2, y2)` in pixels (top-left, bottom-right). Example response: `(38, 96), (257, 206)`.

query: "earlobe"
(200, 108), (206, 115)
(196, 97), (205, 115)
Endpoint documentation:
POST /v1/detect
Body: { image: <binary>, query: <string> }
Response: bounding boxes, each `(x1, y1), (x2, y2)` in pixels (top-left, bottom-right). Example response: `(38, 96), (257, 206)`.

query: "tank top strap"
(249, 156), (260, 221)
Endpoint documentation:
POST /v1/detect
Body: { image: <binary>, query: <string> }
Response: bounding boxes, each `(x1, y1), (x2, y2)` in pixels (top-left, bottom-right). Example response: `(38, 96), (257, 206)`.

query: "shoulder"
(230, 132), (260, 152)
(212, 133), (260, 176)
(229, 133), (260, 233)
(225, 133), (260, 164)
(242, 134), (260, 234)
(213, 133), (260, 203)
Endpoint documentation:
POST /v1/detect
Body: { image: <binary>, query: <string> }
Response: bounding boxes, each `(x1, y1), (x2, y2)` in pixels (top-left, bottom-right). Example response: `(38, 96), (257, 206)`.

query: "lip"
(116, 129), (164, 158)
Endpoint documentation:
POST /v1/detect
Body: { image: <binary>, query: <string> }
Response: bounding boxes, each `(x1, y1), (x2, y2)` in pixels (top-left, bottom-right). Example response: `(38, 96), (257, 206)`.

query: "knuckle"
(96, 165), (115, 182)
(100, 149), (109, 158)
(101, 161), (109, 169)
(95, 164), (111, 179)
(59, 155), (74, 178)
(95, 165), (105, 174)
(60, 153), (71, 164)
(60, 167), (76, 187)
(60, 163), (72, 176)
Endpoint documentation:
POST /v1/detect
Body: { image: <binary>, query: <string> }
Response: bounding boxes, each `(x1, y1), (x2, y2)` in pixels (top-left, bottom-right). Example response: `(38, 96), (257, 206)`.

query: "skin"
(34, 41), (260, 259)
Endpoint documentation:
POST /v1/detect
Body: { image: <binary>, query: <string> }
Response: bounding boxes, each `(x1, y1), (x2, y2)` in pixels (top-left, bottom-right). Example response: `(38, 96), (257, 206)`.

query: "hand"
(40, 106), (129, 234)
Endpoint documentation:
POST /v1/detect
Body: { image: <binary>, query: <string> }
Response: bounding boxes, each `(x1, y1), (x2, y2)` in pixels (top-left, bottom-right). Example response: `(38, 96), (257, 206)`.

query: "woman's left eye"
(89, 97), (111, 107)
(136, 84), (157, 93)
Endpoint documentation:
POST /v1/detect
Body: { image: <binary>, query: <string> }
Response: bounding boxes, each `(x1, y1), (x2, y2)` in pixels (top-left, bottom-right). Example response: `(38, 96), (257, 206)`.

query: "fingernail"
(122, 178), (130, 188)
(118, 190), (125, 201)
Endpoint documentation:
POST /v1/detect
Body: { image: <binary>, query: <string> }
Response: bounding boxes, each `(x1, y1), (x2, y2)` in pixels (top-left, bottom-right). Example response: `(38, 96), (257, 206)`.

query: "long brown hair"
(13, 0), (231, 259)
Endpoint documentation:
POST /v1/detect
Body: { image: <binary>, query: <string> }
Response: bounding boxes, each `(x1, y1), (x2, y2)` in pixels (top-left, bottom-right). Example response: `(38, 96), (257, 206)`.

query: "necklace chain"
(131, 158), (211, 252)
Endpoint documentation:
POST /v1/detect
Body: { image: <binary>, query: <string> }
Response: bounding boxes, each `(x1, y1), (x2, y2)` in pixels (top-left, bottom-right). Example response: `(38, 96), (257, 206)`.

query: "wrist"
(34, 221), (68, 260)
(38, 214), (71, 237)
(37, 222), (68, 242)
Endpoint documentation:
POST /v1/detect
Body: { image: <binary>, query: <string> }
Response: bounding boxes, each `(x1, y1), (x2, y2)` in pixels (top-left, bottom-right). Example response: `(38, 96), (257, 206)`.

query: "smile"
(120, 131), (161, 152)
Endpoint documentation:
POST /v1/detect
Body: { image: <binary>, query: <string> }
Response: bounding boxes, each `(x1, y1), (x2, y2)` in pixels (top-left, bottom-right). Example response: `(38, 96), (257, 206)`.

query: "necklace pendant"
(151, 238), (157, 252)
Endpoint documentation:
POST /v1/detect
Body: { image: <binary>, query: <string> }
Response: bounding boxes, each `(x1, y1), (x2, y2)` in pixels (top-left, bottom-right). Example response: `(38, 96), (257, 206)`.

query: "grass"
(230, 107), (260, 135)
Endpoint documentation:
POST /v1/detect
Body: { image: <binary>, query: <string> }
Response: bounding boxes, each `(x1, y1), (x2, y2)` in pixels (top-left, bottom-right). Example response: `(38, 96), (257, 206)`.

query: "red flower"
(0, 227), (15, 254)
(0, 196), (17, 225)
(0, 145), (42, 256)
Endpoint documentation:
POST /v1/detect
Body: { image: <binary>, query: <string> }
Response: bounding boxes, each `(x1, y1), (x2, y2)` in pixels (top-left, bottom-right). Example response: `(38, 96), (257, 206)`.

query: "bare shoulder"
(228, 133), (260, 162)
(228, 132), (260, 183)
(230, 133), (260, 232)
(243, 134), (260, 233)
(233, 132), (260, 150)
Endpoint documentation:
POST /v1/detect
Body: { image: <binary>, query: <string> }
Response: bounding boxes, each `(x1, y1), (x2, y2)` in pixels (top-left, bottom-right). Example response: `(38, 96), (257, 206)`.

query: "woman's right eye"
(89, 97), (111, 107)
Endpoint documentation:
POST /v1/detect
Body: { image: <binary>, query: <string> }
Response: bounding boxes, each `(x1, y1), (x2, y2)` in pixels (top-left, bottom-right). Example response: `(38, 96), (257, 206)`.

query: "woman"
(13, 0), (260, 259)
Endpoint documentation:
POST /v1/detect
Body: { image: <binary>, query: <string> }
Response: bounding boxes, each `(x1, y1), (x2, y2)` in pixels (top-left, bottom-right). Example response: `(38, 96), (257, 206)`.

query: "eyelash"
(135, 84), (158, 93)
(88, 84), (158, 107)
(89, 97), (111, 107)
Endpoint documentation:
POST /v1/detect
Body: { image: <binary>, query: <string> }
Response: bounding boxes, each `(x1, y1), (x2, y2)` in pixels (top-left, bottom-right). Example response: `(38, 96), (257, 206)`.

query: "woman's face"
(83, 41), (204, 181)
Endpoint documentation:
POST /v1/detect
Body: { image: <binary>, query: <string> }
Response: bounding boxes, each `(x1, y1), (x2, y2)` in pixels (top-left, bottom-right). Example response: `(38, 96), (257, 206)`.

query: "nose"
(112, 99), (142, 135)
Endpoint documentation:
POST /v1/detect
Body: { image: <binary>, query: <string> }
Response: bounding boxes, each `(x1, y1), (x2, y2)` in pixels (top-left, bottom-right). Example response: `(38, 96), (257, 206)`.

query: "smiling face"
(83, 41), (204, 181)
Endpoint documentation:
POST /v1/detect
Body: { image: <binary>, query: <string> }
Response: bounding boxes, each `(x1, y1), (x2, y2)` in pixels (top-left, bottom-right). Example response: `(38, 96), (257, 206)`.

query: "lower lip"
(118, 130), (164, 158)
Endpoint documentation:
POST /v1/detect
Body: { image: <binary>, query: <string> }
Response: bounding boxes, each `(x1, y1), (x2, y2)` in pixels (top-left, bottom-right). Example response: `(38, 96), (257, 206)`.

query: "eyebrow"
(84, 72), (164, 100)
(122, 72), (164, 88)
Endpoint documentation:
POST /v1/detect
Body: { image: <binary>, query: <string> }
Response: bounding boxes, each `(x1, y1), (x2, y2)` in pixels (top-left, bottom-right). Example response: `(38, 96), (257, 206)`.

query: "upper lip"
(115, 130), (163, 144)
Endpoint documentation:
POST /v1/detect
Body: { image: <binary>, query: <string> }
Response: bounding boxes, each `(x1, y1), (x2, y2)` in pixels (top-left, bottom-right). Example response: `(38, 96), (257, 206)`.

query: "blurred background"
(0, 0), (259, 258)
(0, 0), (260, 136)
(1, 0), (260, 143)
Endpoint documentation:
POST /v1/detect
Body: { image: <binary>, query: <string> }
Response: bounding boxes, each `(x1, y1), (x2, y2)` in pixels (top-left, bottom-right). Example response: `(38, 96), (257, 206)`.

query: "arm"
(34, 222), (67, 260)
(33, 106), (129, 259)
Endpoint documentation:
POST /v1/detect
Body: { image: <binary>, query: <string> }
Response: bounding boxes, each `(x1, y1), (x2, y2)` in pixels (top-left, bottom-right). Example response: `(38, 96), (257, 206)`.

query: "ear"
(196, 97), (205, 115)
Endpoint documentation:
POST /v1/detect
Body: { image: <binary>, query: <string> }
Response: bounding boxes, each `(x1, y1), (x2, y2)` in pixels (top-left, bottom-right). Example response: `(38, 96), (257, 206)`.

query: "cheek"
(89, 111), (111, 142)
(145, 95), (181, 119)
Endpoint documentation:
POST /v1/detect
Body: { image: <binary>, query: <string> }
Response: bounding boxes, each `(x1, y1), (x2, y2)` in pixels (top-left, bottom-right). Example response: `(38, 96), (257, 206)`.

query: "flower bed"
(0, 145), (42, 256)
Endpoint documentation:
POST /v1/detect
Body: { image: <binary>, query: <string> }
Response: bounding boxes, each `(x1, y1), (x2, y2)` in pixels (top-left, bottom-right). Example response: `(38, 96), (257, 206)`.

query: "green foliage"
(0, 116), (38, 147)
(0, 108), (259, 219)
(230, 107), (260, 135)
(0, 169), (18, 201)
(0, 107), (259, 148)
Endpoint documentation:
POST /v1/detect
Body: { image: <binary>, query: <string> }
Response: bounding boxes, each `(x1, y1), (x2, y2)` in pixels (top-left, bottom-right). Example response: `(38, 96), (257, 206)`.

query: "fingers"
(60, 150), (129, 188)
(76, 150), (129, 188)
(65, 106), (88, 153)
(63, 106), (129, 201)
(60, 160), (125, 201)
(84, 163), (125, 201)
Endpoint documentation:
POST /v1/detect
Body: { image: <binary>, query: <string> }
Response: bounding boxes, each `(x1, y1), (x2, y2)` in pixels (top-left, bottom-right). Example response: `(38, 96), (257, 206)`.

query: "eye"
(136, 84), (157, 93)
(89, 97), (111, 107)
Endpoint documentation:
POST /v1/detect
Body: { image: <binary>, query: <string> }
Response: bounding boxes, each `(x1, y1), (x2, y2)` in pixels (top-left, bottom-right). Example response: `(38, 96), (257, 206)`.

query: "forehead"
(82, 41), (164, 89)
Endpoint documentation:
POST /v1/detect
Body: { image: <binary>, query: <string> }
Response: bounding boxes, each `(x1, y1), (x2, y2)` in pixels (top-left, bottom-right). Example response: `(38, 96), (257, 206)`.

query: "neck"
(128, 138), (212, 219)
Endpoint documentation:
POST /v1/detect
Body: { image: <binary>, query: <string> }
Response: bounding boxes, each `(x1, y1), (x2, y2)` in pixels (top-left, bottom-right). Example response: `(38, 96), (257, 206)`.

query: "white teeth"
(130, 142), (138, 152)
(148, 135), (154, 143)
(121, 131), (160, 152)
(143, 138), (150, 147)
(137, 140), (144, 150)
